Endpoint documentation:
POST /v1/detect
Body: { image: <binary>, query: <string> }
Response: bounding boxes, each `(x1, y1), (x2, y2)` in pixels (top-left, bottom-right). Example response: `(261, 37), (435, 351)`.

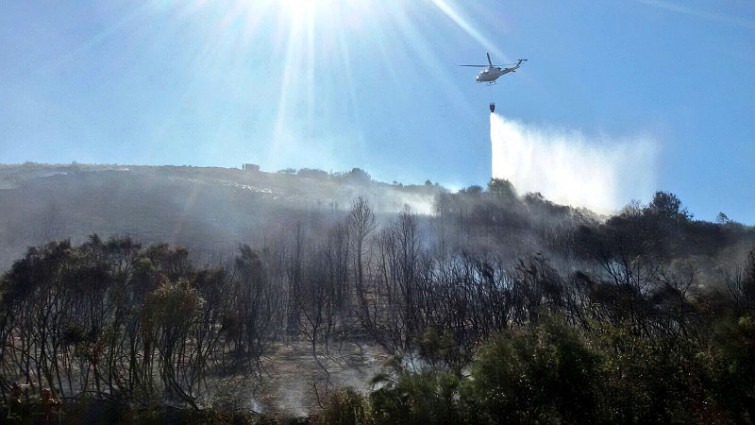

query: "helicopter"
(460, 53), (527, 85)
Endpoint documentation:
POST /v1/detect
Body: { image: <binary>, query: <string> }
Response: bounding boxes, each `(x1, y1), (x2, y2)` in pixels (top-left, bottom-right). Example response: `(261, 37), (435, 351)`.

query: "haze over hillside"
(1, 161), (752, 276)
(0, 163), (446, 270)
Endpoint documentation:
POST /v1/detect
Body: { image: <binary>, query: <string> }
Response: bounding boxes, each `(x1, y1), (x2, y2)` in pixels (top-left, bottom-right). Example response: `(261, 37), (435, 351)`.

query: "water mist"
(490, 114), (658, 213)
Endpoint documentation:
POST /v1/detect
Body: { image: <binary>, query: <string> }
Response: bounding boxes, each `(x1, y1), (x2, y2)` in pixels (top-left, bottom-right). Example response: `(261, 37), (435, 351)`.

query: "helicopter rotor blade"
(487, 52), (492, 66)
(459, 65), (488, 67)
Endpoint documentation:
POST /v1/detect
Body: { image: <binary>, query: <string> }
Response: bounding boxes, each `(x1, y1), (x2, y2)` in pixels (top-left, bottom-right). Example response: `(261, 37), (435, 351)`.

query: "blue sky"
(1, 0), (754, 223)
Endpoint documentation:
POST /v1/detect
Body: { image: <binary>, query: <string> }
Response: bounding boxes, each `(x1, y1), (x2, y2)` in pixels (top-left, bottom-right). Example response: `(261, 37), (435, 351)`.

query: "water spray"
(490, 114), (657, 213)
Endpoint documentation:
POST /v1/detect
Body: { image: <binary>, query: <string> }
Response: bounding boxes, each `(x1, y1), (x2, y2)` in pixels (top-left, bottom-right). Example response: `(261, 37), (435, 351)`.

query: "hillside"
(1, 162), (753, 278)
(0, 163), (444, 270)
(1, 162), (755, 423)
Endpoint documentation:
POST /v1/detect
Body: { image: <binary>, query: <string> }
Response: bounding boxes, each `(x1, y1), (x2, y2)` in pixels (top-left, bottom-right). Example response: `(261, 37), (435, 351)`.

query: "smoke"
(490, 114), (658, 213)
(276, 376), (308, 418)
(376, 189), (436, 215)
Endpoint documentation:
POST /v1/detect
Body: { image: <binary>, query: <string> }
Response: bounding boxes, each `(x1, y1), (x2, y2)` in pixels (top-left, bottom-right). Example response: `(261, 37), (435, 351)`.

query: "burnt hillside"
(0, 163), (443, 270)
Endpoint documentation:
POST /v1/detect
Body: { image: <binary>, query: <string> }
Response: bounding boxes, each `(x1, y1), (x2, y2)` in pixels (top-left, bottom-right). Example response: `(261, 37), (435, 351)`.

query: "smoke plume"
(490, 114), (658, 213)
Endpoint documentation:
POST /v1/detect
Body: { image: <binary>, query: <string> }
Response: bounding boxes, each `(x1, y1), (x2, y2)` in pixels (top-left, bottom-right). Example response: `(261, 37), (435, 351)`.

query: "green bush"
(460, 318), (602, 424)
(369, 367), (460, 425)
(311, 388), (372, 425)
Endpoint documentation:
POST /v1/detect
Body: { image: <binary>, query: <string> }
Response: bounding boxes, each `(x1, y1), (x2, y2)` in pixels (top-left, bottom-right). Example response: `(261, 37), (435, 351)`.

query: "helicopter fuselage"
(476, 66), (515, 83)
(462, 55), (526, 84)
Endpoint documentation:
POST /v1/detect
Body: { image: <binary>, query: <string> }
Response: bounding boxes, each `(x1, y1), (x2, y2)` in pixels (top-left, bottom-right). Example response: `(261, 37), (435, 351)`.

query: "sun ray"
(335, 13), (361, 134)
(306, 3), (316, 137)
(137, 0), (499, 170)
(427, 0), (505, 60)
(271, 8), (302, 163)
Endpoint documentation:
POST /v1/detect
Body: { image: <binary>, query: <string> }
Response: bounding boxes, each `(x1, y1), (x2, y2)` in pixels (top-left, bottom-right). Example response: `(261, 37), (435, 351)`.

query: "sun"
(275, 0), (351, 25)
(246, 0), (341, 16)
(228, 0), (345, 32)
(145, 0), (491, 169)
(279, 0), (323, 7)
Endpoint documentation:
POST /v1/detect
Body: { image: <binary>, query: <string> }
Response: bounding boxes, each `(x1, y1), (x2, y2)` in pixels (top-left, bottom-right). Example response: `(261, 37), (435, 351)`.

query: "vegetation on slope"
(0, 164), (754, 423)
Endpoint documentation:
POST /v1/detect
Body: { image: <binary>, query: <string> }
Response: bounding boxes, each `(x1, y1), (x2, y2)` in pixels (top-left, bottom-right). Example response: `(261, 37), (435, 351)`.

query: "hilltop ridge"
(0, 163), (446, 269)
